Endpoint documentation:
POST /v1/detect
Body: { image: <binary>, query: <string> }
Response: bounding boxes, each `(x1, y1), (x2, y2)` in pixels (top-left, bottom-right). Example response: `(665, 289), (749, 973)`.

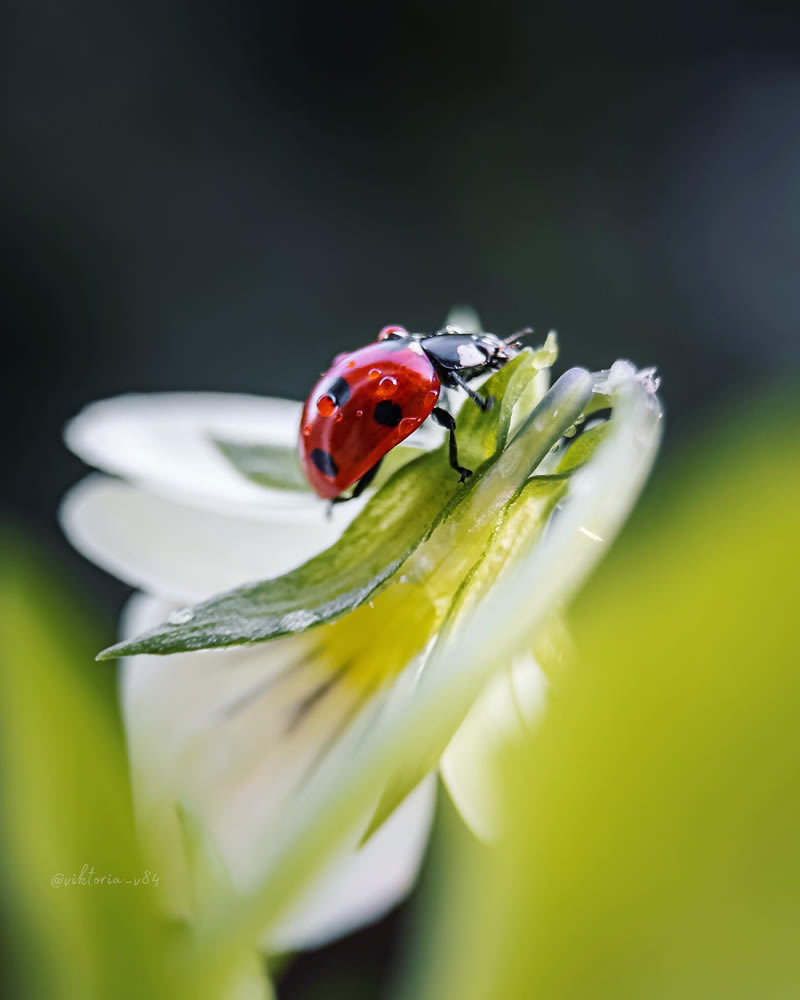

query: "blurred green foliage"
(0, 532), (174, 999)
(405, 396), (800, 999)
(0, 533), (271, 999)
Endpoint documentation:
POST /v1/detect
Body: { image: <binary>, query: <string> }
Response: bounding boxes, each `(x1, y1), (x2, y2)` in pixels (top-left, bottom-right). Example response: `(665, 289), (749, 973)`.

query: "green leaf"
(214, 437), (427, 494)
(98, 349), (566, 660)
(174, 806), (275, 998)
(530, 329), (559, 370)
(556, 421), (611, 473)
(176, 804), (236, 927)
(364, 473), (569, 839)
(213, 439), (309, 491)
(456, 348), (543, 467)
(99, 449), (456, 658)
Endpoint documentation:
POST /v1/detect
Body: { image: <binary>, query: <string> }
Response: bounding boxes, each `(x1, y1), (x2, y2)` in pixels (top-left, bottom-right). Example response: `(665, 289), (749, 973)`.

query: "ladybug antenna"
(504, 327), (533, 345)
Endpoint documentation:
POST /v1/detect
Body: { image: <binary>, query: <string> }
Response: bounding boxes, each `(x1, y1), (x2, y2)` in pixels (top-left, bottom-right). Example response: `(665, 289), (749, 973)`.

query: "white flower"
(60, 392), (434, 951)
(60, 341), (662, 953)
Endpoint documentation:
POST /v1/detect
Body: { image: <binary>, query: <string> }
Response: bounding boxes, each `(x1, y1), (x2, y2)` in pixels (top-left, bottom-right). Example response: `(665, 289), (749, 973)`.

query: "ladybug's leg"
(451, 372), (495, 412)
(350, 457), (383, 499)
(328, 457), (384, 514)
(431, 407), (473, 483)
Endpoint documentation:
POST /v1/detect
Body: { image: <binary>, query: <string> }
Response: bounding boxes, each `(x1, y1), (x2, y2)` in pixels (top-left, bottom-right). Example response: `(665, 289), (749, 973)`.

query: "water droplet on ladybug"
(368, 368), (381, 379)
(334, 410), (344, 422)
(377, 375), (397, 396)
(316, 394), (336, 416)
(399, 416), (420, 435)
(302, 424), (312, 436)
(378, 325), (407, 342)
(346, 360), (356, 368)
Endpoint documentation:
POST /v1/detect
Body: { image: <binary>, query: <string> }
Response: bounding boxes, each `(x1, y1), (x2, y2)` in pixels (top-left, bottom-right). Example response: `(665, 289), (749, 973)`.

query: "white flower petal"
(60, 476), (343, 602)
(267, 776), (435, 951)
(120, 595), (435, 951)
(440, 654), (548, 840)
(65, 392), (343, 520)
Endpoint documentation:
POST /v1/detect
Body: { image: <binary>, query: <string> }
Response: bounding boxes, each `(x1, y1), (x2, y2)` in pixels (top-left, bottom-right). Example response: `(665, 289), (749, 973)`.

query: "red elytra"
(299, 339), (441, 499)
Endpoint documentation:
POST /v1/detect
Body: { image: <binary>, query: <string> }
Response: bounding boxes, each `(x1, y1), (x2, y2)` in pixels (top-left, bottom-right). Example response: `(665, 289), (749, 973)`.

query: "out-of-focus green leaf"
(177, 807), (273, 1000)
(214, 437), (423, 493)
(99, 355), (588, 661)
(213, 439), (310, 491)
(0, 531), (172, 1000)
(177, 804), (236, 928)
(0, 532), (275, 1000)
(407, 398), (800, 1000)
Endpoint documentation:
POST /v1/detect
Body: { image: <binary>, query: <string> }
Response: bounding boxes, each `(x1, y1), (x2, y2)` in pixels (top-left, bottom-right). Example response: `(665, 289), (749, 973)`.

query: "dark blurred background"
(2, 1), (799, 994)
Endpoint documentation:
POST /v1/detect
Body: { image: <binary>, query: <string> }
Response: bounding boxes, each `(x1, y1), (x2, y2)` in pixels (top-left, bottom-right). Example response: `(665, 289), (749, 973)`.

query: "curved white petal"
(60, 476), (343, 602)
(267, 776), (435, 951)
(65, 392), (338, 520)
(120, 595), (435, 951)
(440, 654), (547, 840)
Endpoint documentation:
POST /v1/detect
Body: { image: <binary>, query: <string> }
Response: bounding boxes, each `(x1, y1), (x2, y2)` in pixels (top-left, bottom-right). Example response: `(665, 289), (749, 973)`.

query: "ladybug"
(299, 323), (531, 503)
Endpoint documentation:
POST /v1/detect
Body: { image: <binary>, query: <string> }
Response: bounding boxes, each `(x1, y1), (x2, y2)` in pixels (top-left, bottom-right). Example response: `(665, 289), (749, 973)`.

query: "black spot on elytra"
(327, 376), (351, 406)
(310, 448), (338, 478)
(373, 400), (403, 427)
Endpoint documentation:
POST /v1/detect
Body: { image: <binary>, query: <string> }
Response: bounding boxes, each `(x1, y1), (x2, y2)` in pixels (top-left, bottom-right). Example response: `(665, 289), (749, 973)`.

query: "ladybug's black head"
(470, 327), (532, 364)
(474, 332), (515, 363)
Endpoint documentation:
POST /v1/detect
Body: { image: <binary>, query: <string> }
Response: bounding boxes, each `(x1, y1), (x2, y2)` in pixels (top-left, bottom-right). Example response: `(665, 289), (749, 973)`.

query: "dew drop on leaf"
(167, 607), (194, 626)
